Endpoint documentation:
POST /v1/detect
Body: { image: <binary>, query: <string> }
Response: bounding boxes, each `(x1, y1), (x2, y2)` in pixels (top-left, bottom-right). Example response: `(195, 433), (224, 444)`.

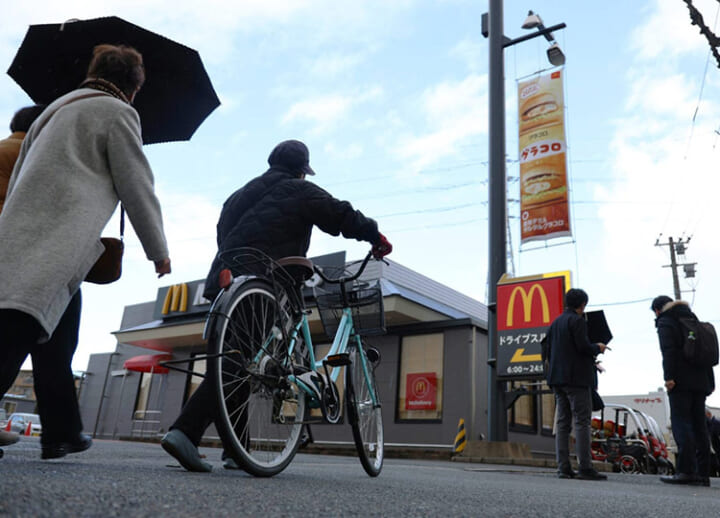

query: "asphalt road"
(0, 436), (717, 517)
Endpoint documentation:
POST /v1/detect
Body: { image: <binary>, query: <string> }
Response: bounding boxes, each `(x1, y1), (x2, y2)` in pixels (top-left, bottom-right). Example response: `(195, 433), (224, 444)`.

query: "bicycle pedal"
(325, 353), (351, 367)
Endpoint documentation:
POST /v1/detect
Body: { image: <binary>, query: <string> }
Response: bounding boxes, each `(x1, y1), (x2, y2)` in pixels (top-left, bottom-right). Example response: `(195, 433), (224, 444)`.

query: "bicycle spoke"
(347, 344), (384, 477)
(209, 280), (306, 477)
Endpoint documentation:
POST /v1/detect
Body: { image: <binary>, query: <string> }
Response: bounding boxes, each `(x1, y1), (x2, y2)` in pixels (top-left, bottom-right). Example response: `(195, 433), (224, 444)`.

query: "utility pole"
(656, 235), (696, 300)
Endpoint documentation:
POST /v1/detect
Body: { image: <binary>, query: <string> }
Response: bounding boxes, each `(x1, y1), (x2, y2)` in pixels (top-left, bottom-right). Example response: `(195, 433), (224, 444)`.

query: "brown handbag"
(86, 207), (124, 284)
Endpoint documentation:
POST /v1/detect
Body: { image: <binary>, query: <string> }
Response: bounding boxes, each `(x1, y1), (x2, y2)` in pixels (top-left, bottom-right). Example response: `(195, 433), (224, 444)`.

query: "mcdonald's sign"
(496, 274), (566, 379)
(497, 277), (564, 331)
(405, 372), (437, 410)
(162, 283), (189, 314)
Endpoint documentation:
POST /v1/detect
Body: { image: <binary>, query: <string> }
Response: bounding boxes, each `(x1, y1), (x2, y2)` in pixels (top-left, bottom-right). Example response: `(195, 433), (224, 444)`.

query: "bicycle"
(202, 247), (385, 477)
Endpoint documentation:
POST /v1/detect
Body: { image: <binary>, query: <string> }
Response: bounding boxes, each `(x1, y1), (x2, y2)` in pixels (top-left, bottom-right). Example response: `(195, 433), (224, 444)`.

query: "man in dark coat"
(652, 295), (714, 486)
(545, 288), (607, 480)
(161, 139), (392, 472)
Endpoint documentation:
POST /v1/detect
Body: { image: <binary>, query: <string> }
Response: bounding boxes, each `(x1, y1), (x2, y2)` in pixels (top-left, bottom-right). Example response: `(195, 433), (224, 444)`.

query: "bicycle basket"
(315, 283), (385, 337)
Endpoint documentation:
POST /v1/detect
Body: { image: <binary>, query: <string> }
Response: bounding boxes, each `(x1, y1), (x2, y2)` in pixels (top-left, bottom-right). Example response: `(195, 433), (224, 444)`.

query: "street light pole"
(487, 0), (507, 442)
(484, 3), (566, 442)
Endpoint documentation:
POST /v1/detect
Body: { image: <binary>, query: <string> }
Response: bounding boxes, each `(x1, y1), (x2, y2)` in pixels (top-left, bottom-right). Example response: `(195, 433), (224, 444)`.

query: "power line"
(587, 297), (654, 308)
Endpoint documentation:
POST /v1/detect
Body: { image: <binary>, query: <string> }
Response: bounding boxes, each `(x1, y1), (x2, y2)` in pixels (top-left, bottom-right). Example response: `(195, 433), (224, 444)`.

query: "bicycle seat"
(274, 256), (314, 283)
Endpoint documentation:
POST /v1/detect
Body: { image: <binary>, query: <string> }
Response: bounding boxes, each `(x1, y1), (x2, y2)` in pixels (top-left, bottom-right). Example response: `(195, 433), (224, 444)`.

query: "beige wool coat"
(0, 88), (169, 341)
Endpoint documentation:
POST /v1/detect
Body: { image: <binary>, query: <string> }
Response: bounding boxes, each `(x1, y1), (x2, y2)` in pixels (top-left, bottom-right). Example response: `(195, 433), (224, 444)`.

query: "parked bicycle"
(201, 247), (385, 477)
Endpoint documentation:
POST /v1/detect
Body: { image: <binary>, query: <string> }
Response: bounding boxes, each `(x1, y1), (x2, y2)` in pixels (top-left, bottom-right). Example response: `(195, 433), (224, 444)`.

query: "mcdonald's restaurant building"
(78, 252), (558, 456)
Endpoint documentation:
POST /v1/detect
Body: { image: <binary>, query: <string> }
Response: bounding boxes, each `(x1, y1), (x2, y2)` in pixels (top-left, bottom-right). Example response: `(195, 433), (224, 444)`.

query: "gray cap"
(268, 139), (316, 176)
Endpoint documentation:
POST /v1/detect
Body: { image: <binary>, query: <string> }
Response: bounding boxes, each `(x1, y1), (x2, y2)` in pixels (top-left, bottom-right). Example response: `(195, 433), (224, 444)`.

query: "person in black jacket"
(545, 288), (607, 480)
(161, 139), (392, 472)
(652, 295), (714, 486)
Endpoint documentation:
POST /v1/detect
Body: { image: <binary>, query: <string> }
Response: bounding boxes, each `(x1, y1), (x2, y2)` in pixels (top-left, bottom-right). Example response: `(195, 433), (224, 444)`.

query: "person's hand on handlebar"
(372, 233), (392, 259)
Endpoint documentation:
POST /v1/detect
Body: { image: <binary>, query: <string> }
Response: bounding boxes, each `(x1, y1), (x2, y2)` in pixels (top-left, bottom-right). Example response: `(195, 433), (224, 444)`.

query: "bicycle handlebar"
(313, 251), (374, 285)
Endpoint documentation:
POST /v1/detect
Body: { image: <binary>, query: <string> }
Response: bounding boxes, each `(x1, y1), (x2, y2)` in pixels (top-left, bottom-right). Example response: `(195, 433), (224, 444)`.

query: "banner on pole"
(518, 69), (571, 244)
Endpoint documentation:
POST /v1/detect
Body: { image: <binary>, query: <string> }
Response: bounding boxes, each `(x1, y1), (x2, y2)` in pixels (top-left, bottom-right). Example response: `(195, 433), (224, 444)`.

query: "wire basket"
(315, 283), (385, 337)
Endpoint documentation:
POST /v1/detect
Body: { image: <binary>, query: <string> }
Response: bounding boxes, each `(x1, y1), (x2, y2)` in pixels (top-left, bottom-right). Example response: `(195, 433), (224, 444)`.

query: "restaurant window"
(508, 381), (537, 433)
(134, 372), (152, 415)
(397, 333), (443, 421)
(540, 381), (555, 435)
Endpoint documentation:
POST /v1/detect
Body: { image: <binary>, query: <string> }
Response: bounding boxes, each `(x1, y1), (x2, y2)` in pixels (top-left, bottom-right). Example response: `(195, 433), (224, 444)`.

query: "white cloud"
(450, 37), (485, 73)
(624, 73), (700, 118)
(630, 0), (712, 59)
(323, 141), (364, 161)
(395, 74), (488, 170)
(282, 95), (353, 133)
(309, 51), (369, 78)
(281, 86), (383, 134)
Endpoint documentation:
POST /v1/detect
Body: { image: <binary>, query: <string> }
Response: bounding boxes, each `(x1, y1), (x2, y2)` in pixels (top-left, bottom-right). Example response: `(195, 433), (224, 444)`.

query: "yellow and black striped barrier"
(454, 418), (467, 453)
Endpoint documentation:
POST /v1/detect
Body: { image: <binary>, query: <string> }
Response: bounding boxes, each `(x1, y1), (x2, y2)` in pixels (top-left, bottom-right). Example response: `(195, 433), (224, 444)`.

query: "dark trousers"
(669, 390), (710, 477)
(554, 385), (593, 472)
(0, 290), (83, 444)
(170, 377), (216, 446)
(170, 366), (249, 450)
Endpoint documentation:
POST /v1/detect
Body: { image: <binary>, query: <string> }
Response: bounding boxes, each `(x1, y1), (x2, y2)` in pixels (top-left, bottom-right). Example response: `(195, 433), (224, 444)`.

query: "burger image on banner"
(519, 91), (562, 135)
(521, 153), (567, 208)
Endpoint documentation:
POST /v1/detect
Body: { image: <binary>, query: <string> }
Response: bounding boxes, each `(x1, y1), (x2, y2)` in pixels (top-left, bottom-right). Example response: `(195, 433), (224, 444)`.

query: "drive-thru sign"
(496, 273), (567, 379)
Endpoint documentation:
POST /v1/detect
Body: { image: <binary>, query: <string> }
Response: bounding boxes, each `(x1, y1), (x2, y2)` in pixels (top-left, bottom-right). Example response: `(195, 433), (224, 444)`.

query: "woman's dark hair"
(565, 288), (589, 310)
(86, 44), (145, 98)
(10, 104), (46, 132)
(651, 295), (673, 313)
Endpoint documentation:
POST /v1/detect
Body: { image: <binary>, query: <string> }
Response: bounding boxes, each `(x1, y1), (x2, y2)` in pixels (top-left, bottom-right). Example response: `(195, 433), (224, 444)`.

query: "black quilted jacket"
(203, 167), (380, 299)
(656, 301), (715, 395)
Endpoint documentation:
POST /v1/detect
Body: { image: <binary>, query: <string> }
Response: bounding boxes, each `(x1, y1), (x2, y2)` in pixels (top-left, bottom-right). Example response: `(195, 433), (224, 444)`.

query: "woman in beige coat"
(0, 44), (171, 459)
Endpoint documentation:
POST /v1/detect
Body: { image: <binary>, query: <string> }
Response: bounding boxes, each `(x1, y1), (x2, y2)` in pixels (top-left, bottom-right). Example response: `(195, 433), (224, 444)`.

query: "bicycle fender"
(202, 274), (260, 341)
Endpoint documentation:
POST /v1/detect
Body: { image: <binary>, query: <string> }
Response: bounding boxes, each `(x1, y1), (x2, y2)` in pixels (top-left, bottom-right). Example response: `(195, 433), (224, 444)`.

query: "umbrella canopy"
(585, 310), (613, 345)
(7, 16), (220, 144)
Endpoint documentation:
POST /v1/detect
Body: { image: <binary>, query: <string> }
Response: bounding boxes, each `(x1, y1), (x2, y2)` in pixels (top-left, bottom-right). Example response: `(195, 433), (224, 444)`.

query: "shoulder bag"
(86, 207), (124, 284)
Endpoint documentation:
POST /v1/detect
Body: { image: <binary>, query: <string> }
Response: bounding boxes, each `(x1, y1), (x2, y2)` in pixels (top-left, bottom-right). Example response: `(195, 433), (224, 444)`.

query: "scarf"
(79, 78), (130, 104)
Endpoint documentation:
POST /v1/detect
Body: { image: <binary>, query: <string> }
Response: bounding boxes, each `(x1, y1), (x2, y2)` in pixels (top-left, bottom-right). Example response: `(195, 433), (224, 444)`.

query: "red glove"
(372, 233), (393, 259)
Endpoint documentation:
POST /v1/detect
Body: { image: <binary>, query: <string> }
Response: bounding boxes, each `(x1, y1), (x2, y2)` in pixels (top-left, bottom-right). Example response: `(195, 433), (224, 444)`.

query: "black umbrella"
(7, 16), (220, 144)
(585, 310), (613, 345)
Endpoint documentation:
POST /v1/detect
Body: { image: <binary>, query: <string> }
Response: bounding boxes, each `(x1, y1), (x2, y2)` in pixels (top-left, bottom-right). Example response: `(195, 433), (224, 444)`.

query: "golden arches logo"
(161, 284), (188, 314)
(506, 284), (550, 327)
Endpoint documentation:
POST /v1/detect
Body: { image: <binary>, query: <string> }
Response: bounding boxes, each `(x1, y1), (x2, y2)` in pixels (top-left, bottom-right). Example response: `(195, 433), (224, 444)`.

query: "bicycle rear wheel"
(346, 341), (384, 476)
(208, 279), (306, 477)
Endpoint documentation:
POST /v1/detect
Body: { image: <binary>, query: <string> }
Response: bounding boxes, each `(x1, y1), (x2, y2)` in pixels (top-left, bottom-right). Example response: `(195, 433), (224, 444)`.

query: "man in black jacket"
(652, 295), (714, 486)
(161, 140), (392, 472)
(545, 288), (607, 480)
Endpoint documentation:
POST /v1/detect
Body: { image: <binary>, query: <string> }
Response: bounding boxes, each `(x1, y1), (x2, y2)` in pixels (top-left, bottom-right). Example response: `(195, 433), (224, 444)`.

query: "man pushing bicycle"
(161, 139), (392, 472)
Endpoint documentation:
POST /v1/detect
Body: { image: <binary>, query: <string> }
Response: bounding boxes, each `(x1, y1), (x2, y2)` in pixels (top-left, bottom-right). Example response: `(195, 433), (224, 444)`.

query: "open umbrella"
(7, 16), (220, 144)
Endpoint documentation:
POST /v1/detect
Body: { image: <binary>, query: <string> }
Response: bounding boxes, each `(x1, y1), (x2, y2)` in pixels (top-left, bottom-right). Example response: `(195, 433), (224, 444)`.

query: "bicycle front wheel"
(346, 341), (384, 476)
(208, 279), (306, 477)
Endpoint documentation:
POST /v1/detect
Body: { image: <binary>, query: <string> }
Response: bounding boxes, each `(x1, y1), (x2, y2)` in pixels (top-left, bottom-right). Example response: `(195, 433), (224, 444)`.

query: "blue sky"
(3, 0), (720, 405)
